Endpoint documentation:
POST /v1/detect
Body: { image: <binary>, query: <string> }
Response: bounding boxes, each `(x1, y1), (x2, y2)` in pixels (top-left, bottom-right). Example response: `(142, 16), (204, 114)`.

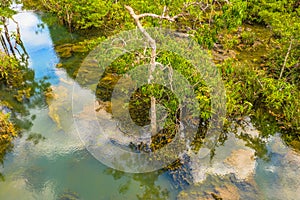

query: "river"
(0, 5), (300, 200)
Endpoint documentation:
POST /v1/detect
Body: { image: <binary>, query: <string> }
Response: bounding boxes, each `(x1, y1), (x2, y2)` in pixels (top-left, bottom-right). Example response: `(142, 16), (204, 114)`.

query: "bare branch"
(125, 5), (184, 22)
(162, 5), (167, 17)
(125, 5), (158, 136)
(125, 4), (191, 139)
(279, 38), (293, 79)
(125, 5), (156, 53)
(1, 17), (16, 57)
(0, 35), (9, 55)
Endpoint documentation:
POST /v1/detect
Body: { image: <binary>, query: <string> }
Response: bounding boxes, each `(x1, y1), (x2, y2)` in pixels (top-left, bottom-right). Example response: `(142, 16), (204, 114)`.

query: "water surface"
(0, 10), (176, 200)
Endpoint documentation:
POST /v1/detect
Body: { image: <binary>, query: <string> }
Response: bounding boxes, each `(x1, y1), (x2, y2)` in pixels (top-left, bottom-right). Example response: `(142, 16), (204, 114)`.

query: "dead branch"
(125, 5), (158, 136)
(125, 5), (184, 22)
(279, 38), (293, 79)
(0, 34), (9, 55)
(125, 4), (191, 138)
(1, 17), (16, 57)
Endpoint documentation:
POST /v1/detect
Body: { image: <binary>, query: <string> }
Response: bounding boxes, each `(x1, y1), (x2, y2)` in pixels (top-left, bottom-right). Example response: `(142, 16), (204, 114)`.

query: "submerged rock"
(178, 118), (300, 199)
(177, 120), (261, 199)
(214, 184), (240, 200)
(177, 174), (259, 200)
(189, 132), (256, 183)
(55, 44), (73, 58)
(224, 148), (255, 180)
(55, 43), (87, 59)
(46, 85), (73, 132)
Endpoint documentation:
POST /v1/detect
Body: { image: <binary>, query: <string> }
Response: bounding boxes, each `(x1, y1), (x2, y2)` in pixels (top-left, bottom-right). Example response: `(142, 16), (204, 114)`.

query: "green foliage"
(219, 56), (300, 142)
(0, 53), (35, 104)
(221, 0), (247, 29)
(29, 0), (248, 45)
(240, 30), (256, 46)
(0, 0), (17, 19)
(0, 111), (17, 164)
(245, 0), (300, 80)
(26, 0), (300, 148)
(40, 0), (111, 30)
(0, 8), (16, 21)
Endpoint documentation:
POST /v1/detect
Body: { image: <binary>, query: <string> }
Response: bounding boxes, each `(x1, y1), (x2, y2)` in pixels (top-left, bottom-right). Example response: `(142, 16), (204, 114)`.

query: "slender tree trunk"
(125, 5), (188, 138)
(125, 5), (157, 136)
(0, 34), (10, 55)
(149, 47), (157, 136)
(1, 17), (16, 57)
(0, 16), (29, 61)
(11, 18), (29, 63)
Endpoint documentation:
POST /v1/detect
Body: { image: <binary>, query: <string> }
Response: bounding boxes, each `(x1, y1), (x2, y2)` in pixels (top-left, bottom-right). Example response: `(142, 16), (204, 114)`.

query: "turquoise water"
(1, 7), (300, 200)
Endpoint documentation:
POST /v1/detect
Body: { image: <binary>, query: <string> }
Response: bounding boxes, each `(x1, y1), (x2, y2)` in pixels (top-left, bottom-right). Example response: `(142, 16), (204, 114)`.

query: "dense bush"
(20, 0), (300, 147)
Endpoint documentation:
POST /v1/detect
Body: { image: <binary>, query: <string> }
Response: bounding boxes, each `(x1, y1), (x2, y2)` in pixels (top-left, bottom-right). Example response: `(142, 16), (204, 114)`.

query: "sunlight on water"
(7, 11), (60, 83)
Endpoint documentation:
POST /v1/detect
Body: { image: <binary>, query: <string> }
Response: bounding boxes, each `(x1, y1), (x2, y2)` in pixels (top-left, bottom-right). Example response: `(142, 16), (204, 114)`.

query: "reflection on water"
(255, 135), (300, 199)
(0, 10), (176, 200)
(0, 7), (300, 200)
(7, 11), (60, 84)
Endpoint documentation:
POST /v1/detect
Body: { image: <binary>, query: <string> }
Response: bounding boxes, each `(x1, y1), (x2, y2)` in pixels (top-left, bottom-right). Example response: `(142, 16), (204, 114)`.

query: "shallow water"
(1, 7), (300, 200)
(0, 10), (177, 200)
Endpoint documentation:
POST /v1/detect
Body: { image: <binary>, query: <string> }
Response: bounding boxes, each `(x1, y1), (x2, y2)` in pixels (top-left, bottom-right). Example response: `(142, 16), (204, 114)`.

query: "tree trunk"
(125, 5), (158, 136)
